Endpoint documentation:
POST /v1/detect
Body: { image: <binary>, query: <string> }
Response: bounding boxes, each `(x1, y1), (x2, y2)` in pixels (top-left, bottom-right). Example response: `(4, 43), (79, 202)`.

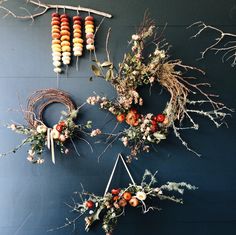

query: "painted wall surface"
(0, 0), (236, 235)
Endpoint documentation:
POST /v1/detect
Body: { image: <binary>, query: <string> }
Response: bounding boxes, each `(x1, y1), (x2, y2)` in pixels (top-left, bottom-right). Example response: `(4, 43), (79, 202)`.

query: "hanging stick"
(0, 0), (112, 21)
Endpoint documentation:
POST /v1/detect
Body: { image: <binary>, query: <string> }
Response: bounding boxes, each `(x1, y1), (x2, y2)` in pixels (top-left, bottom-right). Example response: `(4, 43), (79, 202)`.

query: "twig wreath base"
(0, 89), (98, 164)
(87, 13), (232, 162)
(51, 154), (196, 235)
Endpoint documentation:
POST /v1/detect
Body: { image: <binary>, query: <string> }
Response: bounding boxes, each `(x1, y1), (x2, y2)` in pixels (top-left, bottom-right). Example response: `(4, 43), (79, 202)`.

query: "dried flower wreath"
(87, 14), (232, 162)
(0, 89), (97, 164)
(52, 154), (196, 235)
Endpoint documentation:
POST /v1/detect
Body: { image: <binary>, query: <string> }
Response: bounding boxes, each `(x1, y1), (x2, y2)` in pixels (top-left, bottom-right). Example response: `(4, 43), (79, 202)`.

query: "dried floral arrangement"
(187, 21), (236, 67)
(52, 154), (196, 235)
(0, 89), (98, 164)
(87, 14), (232, 162)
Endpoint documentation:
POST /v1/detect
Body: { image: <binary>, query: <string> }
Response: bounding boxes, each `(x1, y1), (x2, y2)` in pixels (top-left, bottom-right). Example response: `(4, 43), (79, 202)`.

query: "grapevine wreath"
(0, 89), (99, 164)
(87, 15), (232, 162)
(53, 154), (196, 235)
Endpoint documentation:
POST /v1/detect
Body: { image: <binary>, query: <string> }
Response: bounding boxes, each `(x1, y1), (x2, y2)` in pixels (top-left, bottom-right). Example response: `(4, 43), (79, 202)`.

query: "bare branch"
(188, 21), (236, 67)
(0, 0), (112, 20)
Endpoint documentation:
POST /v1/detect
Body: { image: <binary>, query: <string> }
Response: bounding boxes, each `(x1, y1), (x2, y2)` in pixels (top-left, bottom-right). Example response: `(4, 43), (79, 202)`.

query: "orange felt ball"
(85, 20), (94, 25)
(61, 35), (70, 41)
(52, 39), (61, 45)
(60, 14), (68, 19)
(73, 33), (82, 38)
(61, 22), (69, 27)
(52, 25), (60, 30)
(61, 17), (69, 23)
(61, 30), (71, 36)
(73, 20), (82, 25)
(51, 20), (60, 26)
(85, 16), (94, 21)
(73, 16), (82, 21)
(73, 24), (82, 30)
(73, 28), (82, 34)
(61, 26), (70, 31)
(52, 33), (61, 39)
(52, 17), (60, 22)
(52, 29), (60, 34)
(61, 41), (70, 47)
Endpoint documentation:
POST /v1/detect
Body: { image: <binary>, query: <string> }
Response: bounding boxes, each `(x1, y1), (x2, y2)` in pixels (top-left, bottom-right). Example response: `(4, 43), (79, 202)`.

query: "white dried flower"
(122, 137), (128, 147)
(51, 129), (60, 139)
(36, 125), (47, 133)
(132, 34), (139, 41)
(146, 113), (153, 119)
(153, 132), (166, 140)
(149, 76), (155, 83)
(37, 159), (45, 164)
(27, 155), (34, 162)
(90, 129), (102, 137)
(28, 149), (35, 156)
(136, 191), (147, 201)
(10, 124), (16, 130)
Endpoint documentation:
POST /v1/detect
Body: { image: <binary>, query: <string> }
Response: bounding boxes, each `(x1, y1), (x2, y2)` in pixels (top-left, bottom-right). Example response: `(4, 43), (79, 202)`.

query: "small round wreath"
(87, 15), (232, 162)
(1, 89), (95, 164)
(25, 88), (76, 128)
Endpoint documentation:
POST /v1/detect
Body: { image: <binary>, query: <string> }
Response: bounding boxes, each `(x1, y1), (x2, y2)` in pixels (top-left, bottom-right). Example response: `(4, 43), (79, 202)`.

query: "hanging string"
(76, 56), (79, 71)
(104, 153), (136, 196)
(56, 72), (59, 89)
(65, 65), (68, 78)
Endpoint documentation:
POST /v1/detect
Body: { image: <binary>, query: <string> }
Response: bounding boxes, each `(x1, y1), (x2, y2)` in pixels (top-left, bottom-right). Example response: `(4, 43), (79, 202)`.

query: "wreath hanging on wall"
(87, 14), (232, 162)
(0, 89), (99, 164)
(52, 154), (196, 235)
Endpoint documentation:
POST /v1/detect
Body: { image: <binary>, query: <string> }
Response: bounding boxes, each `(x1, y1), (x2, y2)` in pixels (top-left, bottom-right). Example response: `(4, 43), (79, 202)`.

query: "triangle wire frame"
(104, 153), (136, 196)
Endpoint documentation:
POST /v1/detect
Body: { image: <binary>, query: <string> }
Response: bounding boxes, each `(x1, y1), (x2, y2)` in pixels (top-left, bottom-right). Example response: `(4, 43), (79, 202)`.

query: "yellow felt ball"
(62, 46), (71, 52)
(85, 28), (94, 34)
(85, 25), (94, 29)
(73, 43), (83, 48)
(54, 67), (62, 73)
(61, 41), (70, 47)
(51, 44), (61, 50)
(62, 52), (71, 57)
(52, 47), (61, 52)
(73, 38), (83, 44)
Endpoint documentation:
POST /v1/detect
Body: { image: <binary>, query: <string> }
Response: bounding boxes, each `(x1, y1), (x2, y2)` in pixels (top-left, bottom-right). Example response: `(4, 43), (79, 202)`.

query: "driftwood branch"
(0, 0), (112, 21)
(188, 21), (236, 67)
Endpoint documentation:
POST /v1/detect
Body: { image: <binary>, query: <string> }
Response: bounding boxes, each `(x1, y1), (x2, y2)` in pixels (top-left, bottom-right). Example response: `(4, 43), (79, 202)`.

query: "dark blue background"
(0, 0), (236, 235)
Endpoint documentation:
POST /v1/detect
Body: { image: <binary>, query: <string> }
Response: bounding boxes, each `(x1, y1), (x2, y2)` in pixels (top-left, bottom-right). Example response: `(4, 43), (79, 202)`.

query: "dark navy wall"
(0, 0), (236, 235)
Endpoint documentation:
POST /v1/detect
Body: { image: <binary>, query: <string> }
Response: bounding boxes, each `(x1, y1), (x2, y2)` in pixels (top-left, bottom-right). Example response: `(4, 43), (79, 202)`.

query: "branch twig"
(0, 0), (112, 21)
(188, 21), (236, 67)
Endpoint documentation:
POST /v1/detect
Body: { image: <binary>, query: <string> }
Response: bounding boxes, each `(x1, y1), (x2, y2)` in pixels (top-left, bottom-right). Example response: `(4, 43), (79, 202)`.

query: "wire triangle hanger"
(104, 153), (136, 196)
